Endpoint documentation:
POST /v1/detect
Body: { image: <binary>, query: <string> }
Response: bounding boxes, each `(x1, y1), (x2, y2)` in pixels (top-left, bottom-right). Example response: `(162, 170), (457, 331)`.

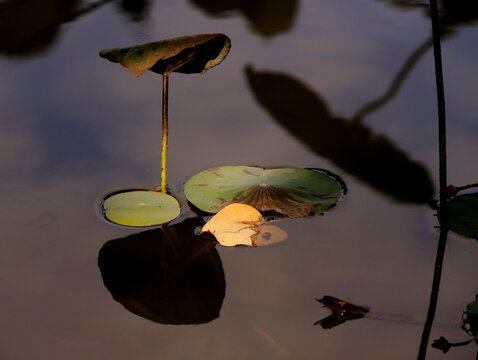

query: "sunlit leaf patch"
(185, 166), (344, 217)
(102, 190), (180, 227)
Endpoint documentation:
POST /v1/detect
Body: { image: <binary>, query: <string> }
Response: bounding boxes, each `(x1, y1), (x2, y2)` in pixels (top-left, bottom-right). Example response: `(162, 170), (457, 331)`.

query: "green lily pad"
(445, 192), (478, 239)
(99, 33), (231, 77)
(102, 190), (180, 227)
(184, 166), (344, 218)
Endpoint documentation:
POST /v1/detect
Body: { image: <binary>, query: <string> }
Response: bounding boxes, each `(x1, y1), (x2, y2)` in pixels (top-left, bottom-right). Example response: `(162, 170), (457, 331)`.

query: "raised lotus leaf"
(99, 33), (231, 77)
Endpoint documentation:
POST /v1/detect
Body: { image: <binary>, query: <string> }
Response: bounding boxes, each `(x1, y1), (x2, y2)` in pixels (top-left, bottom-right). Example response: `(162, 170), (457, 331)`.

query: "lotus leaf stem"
(161, 74), (169, 193)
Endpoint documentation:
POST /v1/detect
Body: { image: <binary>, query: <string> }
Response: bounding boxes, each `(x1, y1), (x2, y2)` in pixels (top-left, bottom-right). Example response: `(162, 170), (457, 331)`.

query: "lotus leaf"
(102, 190), (180, 227)
(99, 33), (231, 77)
(185, 166), (344, 217)
(444, 192), (478, 239)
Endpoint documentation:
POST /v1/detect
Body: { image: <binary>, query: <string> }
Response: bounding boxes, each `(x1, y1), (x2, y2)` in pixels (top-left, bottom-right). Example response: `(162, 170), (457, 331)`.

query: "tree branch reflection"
(245, 66), (434, 204)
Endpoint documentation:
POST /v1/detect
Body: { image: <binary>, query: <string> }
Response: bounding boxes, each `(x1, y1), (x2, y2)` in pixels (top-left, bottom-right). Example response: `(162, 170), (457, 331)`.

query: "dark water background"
(1, 0), (478, 359)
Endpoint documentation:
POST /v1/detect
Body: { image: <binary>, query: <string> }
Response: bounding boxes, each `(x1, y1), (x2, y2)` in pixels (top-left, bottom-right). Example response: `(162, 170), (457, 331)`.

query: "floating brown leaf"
(314, 296), (369, 329)
(201, 203), (287, 247)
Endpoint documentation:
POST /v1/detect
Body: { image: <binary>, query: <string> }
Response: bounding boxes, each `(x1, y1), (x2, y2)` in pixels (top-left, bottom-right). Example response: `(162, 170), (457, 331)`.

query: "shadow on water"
(312, 2), (478, 358)
(189, 0), (299, 37)
(245, 66), (434, 204)
(98, 217), (226, 325)
(0, 0), (152, 57)
(1, 0), (298, 57)
(377, 0), (478, 28)
(355, 1), (478, 120)
(116, 0), (152, 23)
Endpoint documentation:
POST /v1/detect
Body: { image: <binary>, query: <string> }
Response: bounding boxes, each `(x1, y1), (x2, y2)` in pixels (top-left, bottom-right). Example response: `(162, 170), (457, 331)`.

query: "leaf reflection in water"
(98, 217), (225, 325)
(245, 66), (434, 204)
(189, 0), (299, 37)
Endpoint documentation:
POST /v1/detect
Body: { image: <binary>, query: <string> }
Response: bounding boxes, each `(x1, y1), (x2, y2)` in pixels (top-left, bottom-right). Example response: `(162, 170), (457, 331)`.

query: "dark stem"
(160, 74), (169, 193)
(157, 52), (197, 192)
(418, 1), (448, 359)
(418, 226), (448, 359)
(451, 339), (474, 347)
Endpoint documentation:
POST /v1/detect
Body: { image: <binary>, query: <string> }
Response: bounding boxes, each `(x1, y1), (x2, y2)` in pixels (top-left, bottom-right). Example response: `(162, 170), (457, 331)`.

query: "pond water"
(2, 1), (478, 359)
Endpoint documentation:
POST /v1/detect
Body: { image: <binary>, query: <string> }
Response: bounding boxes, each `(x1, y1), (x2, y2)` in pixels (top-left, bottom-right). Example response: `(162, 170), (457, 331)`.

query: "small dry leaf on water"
(314, 296), (369, 329)
(201, 203), (287, 247)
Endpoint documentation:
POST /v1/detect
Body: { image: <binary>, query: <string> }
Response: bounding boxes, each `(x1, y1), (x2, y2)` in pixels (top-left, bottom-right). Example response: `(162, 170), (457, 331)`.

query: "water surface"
(2, 1), (478, 359)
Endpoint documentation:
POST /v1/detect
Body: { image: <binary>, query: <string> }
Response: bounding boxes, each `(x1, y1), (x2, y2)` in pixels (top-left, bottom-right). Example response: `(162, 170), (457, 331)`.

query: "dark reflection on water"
(116, 0), (152, 23)
(0, 0), (102, 56)
(377, 0), (478, 29)
(245, 66), (434, 204)
(0, 0), (154, 57)
(352, 35), (433, 120)
(98, 217), (225, 325)
(1, 0), (298, 58)
(189, 0), (298, 37)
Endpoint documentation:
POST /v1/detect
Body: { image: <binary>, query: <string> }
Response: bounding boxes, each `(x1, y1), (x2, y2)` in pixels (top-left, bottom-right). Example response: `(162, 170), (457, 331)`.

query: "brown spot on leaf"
(243, 169), (260, 176)
(206, 168), (224, 177)
(312, 192), (333, 199)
